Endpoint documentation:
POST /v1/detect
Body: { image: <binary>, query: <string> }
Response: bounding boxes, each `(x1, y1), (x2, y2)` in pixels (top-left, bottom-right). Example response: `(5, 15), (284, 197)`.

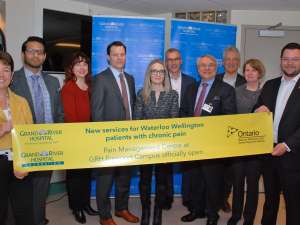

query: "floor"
(46, 194), (285, 225)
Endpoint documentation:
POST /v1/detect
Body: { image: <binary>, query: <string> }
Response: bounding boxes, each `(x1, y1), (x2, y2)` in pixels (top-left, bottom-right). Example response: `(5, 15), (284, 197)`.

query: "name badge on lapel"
(202, 103), (213, 113)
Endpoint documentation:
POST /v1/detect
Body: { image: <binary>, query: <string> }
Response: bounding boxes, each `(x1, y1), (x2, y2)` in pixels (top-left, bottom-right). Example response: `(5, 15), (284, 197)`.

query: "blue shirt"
(24, 67), (53, 123)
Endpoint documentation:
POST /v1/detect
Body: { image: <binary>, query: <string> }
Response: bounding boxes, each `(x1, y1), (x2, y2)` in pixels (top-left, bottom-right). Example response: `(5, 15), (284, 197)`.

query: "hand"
(272, 143), (287, 156)
(14, 170), (29, 179)
(255, 105), (270, 113)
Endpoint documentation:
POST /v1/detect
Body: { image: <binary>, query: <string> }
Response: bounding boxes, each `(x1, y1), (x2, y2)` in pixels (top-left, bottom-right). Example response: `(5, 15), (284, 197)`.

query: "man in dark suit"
(91, 41), (139, 225)
(181, 55), (236, 225)
(165, 48), (203, 221)
(10, 36), (64, 225)
(255, 42), (300, 225)
(217, 46), (246, 213)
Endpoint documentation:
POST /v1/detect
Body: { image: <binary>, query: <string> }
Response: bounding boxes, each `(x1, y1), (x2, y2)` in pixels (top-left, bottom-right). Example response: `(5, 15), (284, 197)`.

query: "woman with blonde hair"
(134, 59), (179, 225)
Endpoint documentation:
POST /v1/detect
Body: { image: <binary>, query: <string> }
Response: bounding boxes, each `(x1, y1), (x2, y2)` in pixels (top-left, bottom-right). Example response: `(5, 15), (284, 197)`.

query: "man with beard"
(10, 36), (64, 225)
(255, 42), (300, 225)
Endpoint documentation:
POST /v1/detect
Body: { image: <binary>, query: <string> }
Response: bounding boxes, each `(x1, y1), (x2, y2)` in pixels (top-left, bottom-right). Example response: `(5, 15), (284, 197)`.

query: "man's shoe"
(115, 210), (139, 223)
(222, 201), (231, 213)
(83, 205), (99, 216)
(100, 218), (117, 225)
(44, 218), (49, 225)
(181, 211), (206, 222)
(73, 210), (86, 224)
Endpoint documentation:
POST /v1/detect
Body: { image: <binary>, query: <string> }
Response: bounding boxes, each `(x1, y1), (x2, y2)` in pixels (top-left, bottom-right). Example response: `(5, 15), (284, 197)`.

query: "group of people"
(0, 35), (299, 225)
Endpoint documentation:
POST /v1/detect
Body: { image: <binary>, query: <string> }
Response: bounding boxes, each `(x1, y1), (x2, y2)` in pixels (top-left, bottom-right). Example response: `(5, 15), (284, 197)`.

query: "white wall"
(6, 0), (143, 183)
(6, 0), (143, 70)
(6, 1), (300, 182)
(231, 10), (300, 50)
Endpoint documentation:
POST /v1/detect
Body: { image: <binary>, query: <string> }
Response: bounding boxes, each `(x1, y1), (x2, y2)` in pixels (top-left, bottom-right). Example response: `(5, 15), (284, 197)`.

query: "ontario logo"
(227, 126), (239, 137)
(227, 126), (264, 144)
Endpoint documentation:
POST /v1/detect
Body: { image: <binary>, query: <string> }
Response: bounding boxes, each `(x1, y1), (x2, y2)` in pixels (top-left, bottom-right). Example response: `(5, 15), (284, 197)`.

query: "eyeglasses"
(25, 48), (45, 56)
(281, 57), (300, 63)
(199, 63), (216, 68)
(167, 58), (181, 62)
(151, 69), (165, 75)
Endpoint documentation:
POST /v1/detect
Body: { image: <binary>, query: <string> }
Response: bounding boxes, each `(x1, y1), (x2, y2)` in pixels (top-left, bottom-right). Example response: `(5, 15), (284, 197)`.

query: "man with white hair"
(181, 55), (236, 225)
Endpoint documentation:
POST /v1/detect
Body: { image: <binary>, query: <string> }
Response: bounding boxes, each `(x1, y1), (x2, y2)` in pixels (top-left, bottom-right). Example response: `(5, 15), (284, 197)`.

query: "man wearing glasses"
(165, 48), (205, 221)
(11, 36), (64, 225)
(255, 42), (300, 225)
(181, 55), (236, 225)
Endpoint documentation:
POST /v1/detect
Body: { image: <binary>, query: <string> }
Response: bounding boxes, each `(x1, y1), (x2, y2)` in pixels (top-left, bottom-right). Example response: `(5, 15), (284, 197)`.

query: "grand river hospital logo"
(227, 126), (239, 137)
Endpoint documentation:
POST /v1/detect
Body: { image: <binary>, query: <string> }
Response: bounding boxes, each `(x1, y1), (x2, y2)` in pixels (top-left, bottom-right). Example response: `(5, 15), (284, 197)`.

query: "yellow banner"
(12, 113), (273, 171)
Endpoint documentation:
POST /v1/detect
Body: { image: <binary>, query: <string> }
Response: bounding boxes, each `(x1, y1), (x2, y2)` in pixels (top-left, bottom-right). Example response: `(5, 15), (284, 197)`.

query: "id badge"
(202, 103), (213, 113)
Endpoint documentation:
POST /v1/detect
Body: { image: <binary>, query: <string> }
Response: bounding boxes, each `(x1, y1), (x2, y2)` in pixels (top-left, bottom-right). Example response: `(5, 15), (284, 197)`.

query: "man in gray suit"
(91, 41), (138, 225)
(10, 36), (64, 225)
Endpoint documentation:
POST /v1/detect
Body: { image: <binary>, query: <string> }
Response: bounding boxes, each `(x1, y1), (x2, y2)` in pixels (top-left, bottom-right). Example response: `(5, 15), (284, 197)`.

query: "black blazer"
(168, 73), (195, 105)
(255, 77), (300, 171)
(217, 72), (246, 87)
(181, 77), (236, 117)
(91, 67), (136, 122)
(180, 73), (196, 107)
(10, 68), (64, 123)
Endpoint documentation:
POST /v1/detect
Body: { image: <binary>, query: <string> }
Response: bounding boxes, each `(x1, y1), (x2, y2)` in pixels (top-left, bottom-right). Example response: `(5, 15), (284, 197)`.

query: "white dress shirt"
(170, 72), (182, 106)
(110, 66), (133, 119)
(273, 73), (300, 149)
(223, 73), (238, 87)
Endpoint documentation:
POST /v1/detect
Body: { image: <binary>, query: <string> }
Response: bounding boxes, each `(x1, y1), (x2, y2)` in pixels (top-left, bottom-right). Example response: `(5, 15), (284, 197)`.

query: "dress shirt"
(223, 73), (238, 87)
(24, 67), (53, 123)
(170, 72), (182, 106)
(274, 73), (300, 149)
(109, 66), (133, 119)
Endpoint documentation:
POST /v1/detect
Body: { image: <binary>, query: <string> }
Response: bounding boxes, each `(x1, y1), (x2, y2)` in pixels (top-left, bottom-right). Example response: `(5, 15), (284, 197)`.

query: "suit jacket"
(217, 72), (246, 87)
(181, 73), (196, 107)
(10, 68), (64, 123)
(181, 77), (236, 117)
(91, 68), (136, 122)
(0, 89), (33, 149)
(256, 76), (300, 171)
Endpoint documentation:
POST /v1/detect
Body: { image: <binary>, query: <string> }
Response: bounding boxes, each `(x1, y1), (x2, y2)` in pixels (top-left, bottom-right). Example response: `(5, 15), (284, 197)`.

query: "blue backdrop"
(91, 17), (236, 197)
(170, 19), (237, 80)
(92, 16), (165, 91)
(91, 16), (165, 196)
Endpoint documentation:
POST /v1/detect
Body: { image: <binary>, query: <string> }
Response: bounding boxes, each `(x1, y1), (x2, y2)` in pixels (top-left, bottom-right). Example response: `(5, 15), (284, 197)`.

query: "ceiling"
(72, 0), (300, 15)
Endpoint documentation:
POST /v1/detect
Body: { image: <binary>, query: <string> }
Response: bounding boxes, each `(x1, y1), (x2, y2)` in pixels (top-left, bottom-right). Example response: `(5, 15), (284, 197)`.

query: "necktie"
(119, 73), (130, 120)
(31, 75), (45, 123)
(194, 82), (208, 116)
